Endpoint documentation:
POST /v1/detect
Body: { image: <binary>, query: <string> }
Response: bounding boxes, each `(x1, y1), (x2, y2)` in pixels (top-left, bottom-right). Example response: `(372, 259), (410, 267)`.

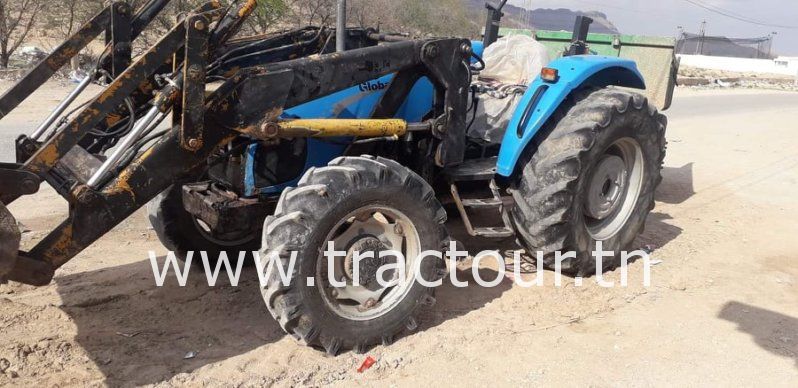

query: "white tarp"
(468, 35), (550, 143)
(479, 34), (550, 85)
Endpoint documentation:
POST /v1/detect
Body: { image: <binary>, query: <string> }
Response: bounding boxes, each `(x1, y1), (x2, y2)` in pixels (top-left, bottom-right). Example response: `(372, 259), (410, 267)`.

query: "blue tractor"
(0, 0), (671, 354)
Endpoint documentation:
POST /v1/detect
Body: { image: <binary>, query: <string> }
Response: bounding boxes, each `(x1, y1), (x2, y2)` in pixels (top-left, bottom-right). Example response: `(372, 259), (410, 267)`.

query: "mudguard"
(496, 55), (646, 177)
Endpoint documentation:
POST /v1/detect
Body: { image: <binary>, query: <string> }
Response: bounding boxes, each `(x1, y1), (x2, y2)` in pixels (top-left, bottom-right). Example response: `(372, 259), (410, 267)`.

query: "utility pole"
(768, 32), (778, 59)
(697, 20), (706, 55)
(336, 0), (347, 52)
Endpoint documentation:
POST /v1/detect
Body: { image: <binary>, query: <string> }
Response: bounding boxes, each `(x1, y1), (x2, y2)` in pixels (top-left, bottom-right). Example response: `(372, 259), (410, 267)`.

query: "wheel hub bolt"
(188, 138), (201, 149)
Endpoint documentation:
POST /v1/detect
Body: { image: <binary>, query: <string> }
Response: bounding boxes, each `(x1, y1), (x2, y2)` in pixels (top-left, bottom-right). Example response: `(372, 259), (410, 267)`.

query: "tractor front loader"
(0, 0), (673, 354)
(0, 0), (470, 287)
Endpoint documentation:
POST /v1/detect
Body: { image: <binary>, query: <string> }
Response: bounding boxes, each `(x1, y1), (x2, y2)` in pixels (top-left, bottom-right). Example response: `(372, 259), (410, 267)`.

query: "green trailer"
(500, 28), (680, 110)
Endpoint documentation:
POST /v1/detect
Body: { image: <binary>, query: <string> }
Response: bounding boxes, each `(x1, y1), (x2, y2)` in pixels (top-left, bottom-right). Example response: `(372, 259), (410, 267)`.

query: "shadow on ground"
(55, 251), (511, 385)
(636, 164), (692, 249)
(657, 163), (696, 205)
(719, 301), (798, 369)
(636, 212), (683, 250)
(55, 262), (280, 386)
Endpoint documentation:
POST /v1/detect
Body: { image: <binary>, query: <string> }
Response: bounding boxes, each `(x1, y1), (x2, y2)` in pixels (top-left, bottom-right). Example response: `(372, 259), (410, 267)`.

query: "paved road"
(0, 81), (99, 162)
(667, 88), (798, 119)
(0, 81), (166, 162)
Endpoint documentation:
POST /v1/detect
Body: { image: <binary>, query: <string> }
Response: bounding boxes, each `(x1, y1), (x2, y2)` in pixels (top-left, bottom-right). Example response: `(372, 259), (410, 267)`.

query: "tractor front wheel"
(511, 87), (667, 276)
(260, 156), (448, 355)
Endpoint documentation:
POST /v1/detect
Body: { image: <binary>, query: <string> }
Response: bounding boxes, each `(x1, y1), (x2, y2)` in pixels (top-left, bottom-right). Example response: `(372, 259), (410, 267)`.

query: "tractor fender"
(495, 55), (646, 177)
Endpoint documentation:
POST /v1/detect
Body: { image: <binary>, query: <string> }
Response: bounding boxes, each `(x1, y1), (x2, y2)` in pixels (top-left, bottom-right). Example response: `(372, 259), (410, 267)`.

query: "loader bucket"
(0, 202), (20, 278)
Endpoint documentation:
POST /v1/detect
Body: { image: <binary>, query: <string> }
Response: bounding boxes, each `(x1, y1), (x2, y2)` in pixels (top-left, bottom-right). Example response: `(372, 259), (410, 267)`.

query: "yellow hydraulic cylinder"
(273, 119), (408, 138)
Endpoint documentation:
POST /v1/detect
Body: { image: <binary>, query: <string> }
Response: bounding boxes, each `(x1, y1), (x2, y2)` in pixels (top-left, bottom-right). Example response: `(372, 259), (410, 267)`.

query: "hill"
(463, 1), (620, 34)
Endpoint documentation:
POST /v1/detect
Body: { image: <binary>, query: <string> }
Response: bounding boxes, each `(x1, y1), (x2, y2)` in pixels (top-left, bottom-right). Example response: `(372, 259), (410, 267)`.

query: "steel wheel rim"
(317, 205), (421, 321)
(583, 137), (645, 241)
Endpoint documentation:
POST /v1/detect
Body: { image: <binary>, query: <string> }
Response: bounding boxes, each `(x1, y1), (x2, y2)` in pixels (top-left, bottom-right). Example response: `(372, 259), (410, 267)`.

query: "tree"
(245, 0), (289, 34)
(286, 0), (335, 27)
(0, 0), (44, 68)
(347, 0), (479, 38)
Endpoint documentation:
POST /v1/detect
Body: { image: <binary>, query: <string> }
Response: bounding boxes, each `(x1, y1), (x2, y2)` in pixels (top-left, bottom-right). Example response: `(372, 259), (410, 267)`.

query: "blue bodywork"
(242, 49), (646, 196)
(243, 75), (434, 197)
(495, 55), (646, 176)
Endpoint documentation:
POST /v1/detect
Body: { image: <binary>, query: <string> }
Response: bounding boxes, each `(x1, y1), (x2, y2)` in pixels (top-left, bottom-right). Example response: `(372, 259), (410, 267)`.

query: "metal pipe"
(336, 0), (346, 52)
(31, 74), (94, 140)
(87, 105), (163, 188)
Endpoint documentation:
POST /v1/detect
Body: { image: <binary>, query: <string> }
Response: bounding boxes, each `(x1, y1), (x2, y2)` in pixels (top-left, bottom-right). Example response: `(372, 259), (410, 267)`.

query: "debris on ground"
(18, 46), (48, 63)
(357, 356), (377, 373)
(183, 351), (197, 360)
(678, 66), (798, 92)
(0, 49), (98, 82)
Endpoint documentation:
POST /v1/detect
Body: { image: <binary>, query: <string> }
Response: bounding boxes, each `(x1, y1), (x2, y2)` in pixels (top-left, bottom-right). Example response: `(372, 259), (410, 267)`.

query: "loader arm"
(0, 1), (473, 286)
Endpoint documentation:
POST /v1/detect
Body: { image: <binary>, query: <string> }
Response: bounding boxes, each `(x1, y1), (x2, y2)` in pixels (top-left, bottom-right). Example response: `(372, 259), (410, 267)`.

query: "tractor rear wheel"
(511, 87), (667, 276)
(261, 156), (448, 355)
(147, 185), (260, 265)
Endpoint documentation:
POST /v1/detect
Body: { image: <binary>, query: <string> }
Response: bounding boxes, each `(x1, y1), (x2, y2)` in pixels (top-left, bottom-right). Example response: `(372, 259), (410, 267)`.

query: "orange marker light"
(541, 68), (559, 83)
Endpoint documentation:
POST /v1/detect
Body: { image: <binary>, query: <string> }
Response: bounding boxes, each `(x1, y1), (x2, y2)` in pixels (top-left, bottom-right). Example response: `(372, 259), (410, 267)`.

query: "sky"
(509, 0), (798, 56)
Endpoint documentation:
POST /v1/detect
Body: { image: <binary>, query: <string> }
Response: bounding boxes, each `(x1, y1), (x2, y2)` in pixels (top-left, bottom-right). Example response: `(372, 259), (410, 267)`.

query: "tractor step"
(448, 159), (515, 239)
(461, 198), (503, 208)
(445, 157), (498, 181)
(472, 226), (515, 238)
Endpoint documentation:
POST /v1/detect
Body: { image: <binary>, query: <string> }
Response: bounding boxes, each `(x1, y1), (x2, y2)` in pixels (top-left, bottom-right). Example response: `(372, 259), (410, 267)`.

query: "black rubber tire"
(147, 185), (260, 265)
(511, 87), (667, 276)
(261, 156), (448, 355)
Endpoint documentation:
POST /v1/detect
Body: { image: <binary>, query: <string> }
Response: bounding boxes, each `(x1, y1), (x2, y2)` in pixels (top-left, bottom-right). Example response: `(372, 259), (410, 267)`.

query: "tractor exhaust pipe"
(483, 0), (508, 48)
(0, 202), (20, 281)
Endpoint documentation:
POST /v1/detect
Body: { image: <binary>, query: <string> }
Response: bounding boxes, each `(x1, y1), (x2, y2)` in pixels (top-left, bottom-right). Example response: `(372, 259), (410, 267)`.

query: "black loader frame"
(0, 0), (472, 286)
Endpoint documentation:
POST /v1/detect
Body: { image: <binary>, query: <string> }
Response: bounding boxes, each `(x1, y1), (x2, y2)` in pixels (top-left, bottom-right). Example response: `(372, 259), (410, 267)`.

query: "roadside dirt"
(0, 87), (796, 387)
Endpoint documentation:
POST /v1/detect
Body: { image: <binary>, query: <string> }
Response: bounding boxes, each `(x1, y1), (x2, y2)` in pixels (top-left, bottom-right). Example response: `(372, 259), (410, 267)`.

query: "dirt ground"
(0, 85), (796, 387)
